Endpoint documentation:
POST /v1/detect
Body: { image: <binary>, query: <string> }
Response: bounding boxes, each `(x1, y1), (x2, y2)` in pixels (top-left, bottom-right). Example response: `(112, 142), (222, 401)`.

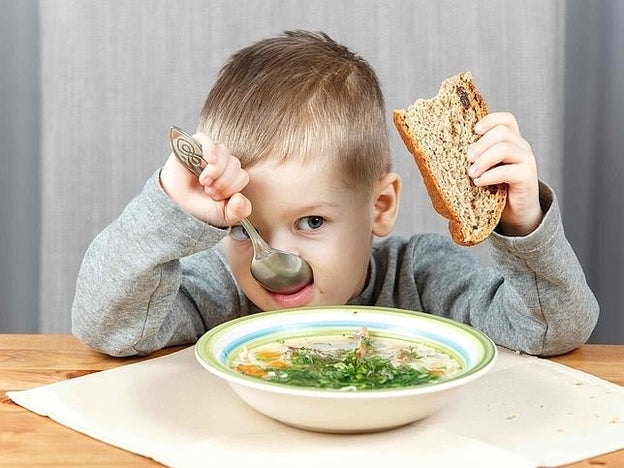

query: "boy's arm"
(457, 112), (598, 354)
(483, 181), (599, 355)
(416, 182), (598, 356)
(71, 170), (239, 357)
(410, 181), (598, 356)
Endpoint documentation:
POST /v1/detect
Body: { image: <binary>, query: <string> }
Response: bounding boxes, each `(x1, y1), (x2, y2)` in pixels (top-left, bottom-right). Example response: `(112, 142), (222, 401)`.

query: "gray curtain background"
(563, 0), (624, 344)
(0, 0), (40, 332)
(1, 0), (622, 344)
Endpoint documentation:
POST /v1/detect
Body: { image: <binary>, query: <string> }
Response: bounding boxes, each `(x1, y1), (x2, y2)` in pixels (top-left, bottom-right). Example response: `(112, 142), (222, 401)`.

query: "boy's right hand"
(160, 132), (252, 227)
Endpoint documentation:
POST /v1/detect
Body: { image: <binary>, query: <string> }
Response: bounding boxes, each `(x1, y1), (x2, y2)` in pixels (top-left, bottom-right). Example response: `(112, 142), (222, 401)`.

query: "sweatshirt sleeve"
(71, 169), (245, 357)
(483, 181), (599, 355)
(411, 181), (599, 357)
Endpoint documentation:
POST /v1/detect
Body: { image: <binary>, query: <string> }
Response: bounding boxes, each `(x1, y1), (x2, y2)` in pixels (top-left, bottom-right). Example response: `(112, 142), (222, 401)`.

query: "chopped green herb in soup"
(231, 327), (462, 390)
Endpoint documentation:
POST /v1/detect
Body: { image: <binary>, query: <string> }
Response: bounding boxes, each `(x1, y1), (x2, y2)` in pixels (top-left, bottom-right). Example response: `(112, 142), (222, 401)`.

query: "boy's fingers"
(192, 132), (215, 156)
(469, 140), (533, 178)
(199, 143), (231, 185)
(475, 112), (520, 134)
(468, 124), (531, 163)
(472, 163), (518, 187)
(223, 193), (252, 224)
(205, 166), (249, 201)
(468, 141), (514, 178)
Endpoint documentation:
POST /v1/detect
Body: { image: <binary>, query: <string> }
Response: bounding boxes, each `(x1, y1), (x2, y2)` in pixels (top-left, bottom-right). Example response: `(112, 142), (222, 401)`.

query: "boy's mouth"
(267, 282), (315, 309)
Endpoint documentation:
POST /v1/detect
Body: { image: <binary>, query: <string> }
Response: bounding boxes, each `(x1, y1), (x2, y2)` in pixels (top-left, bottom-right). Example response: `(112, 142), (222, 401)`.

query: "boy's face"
(222, 159), (381, 311)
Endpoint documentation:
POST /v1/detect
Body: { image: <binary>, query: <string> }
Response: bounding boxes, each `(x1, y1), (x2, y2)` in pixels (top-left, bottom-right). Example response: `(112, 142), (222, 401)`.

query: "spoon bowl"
(169, 126), (313, 293)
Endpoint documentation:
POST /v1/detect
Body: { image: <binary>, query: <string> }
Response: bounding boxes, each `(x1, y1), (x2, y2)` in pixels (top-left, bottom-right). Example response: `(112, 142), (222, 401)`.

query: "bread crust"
(393, 72), (507, 246)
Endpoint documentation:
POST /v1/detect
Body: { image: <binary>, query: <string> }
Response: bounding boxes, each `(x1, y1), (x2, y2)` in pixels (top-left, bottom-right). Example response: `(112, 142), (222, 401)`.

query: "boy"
(72, 30), (598, 357)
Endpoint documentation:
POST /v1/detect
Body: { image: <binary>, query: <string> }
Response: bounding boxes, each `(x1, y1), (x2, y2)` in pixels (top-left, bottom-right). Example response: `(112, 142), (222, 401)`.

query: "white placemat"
(8, 346), (624, 467)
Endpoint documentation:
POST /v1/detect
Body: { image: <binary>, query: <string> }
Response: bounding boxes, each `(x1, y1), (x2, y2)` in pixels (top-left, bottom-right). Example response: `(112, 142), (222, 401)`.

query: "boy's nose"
(262, 230), (301, 256)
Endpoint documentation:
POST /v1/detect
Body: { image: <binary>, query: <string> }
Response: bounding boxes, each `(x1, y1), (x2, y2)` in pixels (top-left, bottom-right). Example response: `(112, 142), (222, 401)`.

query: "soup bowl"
(194, 305), (497, 433)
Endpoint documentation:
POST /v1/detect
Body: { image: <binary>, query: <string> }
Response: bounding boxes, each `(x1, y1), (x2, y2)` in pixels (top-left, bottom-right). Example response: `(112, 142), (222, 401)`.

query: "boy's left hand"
(467, 112), (543, 237)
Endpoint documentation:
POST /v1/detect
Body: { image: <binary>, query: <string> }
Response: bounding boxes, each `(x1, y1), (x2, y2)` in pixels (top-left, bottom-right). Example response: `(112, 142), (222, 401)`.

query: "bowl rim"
(195, 305), (497, 399)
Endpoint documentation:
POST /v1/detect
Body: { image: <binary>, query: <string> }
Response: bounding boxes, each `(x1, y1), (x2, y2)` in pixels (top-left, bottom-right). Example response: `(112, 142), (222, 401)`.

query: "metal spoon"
(169, 126), (313, 294)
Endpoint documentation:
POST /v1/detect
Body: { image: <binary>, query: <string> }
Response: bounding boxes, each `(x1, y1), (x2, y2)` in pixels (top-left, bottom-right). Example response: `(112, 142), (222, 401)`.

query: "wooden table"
(1, 335), (623, 467)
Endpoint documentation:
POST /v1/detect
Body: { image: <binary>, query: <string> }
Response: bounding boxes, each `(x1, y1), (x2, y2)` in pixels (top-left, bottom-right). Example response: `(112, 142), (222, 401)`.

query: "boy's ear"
(372, 172), (401, 237)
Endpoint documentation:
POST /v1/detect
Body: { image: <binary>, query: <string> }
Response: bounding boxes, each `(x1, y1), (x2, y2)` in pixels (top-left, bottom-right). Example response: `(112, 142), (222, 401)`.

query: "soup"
(230, 327), (462, 391)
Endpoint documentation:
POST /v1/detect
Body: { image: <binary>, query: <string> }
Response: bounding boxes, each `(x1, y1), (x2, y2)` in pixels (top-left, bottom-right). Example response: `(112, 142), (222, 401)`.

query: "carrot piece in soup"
(236, 364), (267, 377)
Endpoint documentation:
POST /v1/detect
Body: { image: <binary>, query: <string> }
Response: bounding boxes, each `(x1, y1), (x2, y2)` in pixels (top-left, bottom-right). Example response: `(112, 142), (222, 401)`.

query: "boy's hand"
(160, 132), (251, 227)
(467, 112), (543, 237)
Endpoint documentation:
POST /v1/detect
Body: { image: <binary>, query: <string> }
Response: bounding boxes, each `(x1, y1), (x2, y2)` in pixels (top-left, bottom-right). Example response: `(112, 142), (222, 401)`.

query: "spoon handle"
(169, 126), (205, 177)
(169, 127), (272, 257)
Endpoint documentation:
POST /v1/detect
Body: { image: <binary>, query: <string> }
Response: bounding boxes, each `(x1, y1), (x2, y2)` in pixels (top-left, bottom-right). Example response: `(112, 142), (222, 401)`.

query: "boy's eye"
(230, 225), (250, 241)
(296, 216), (325, 231)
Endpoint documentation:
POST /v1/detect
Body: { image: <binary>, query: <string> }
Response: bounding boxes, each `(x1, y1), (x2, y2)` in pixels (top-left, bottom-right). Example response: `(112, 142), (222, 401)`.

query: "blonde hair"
(197, 30), (391, 192)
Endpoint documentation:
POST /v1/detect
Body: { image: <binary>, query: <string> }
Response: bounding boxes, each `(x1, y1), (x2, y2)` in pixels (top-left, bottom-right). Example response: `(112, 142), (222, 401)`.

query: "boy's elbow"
(71, 304), (141, 358)
(72, 323), (140, 357)
(539, 299), (600, 357)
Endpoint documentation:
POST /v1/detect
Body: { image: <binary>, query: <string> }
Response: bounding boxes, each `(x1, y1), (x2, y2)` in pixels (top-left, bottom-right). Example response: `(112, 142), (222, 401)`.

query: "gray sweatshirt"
(71, 170), (599, 357)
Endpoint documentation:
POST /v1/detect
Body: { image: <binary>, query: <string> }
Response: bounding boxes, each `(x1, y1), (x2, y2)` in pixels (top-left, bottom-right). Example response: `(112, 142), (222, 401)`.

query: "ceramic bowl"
(195, 305), (497, 433)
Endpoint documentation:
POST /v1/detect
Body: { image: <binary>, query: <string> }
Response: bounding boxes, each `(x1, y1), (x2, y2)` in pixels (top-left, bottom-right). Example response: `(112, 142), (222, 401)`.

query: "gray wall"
(1, 0), (622, 344)
(0, 0), (40, 332)
(563, 0), (624, 343)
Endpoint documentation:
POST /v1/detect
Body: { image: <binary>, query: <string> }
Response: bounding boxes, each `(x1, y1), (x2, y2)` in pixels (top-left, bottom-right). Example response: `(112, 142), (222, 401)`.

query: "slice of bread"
(393, 71), (507, 246)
